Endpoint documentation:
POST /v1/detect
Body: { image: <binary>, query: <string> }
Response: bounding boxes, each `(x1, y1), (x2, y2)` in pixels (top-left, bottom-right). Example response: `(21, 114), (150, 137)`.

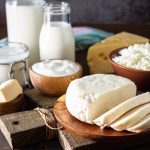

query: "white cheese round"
(32, 59), (80, 77)
(113, 43), (150, 71)
(66, 74), (136, 124)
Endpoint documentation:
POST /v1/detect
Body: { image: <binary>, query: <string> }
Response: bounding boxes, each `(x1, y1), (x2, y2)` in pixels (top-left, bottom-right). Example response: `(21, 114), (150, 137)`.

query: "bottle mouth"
(44, 2), (71, 14)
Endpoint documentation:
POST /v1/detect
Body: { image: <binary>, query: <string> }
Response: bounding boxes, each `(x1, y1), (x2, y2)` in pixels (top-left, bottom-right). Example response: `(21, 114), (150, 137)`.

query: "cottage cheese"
(113, 43), (150, 71)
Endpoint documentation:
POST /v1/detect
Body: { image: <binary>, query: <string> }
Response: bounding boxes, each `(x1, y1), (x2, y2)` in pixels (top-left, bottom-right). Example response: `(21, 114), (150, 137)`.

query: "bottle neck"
(44, 13), (70, 24)
(43, 2), (71, 24)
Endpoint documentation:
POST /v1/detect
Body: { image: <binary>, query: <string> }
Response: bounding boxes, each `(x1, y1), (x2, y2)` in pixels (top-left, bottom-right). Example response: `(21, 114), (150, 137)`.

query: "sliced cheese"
(87, 32), (149, 74)
(94, 92), (150, 128)
(0, 79), (23, 102)
(127, 113), (150, 133)
(66, 74), (136, 124)
(110, 103), (150, 131)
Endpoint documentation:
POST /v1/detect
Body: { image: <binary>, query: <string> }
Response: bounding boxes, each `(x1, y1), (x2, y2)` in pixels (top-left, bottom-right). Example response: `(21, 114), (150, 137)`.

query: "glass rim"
(44, 2), (71, 14)
(0, 41), (29, 56)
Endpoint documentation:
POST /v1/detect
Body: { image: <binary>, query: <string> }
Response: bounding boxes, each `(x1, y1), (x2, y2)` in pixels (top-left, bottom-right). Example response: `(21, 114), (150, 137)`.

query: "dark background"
(0, 0), (150, 26)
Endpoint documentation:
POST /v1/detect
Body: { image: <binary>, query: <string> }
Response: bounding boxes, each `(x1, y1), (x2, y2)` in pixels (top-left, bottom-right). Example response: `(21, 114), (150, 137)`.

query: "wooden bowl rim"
(109, 47), (150, 73)
(29, 61), (83, 79)
(0, 93), (24, 104)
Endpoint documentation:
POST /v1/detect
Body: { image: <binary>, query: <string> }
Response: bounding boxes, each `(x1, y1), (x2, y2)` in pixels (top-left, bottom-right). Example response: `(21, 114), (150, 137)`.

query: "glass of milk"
(6, 0), (45, 67)
(39, 2), (75, 61)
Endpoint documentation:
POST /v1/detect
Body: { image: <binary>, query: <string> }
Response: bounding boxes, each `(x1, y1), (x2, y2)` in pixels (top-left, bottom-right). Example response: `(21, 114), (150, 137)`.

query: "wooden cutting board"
(54, 94), (150, 143)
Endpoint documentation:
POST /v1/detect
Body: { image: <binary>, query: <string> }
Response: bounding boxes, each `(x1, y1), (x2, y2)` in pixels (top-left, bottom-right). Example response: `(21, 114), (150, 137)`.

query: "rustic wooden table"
(0, 23), (150, 150)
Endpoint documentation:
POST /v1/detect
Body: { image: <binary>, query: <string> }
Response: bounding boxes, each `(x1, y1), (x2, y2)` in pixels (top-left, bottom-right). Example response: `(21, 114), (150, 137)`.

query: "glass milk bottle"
(6, 0), (45, 66)
(39, 2), (75, 61)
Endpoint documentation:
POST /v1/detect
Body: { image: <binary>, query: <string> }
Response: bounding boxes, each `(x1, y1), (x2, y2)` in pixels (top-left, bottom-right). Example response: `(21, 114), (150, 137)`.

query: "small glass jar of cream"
(0, 42), (30, 87)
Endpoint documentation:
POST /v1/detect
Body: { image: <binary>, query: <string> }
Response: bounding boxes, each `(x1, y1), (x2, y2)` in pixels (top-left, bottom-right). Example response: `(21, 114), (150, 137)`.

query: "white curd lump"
(113, 43), (150, 71)
(66, 74), (136, 124)
(32, 60), (80, 77)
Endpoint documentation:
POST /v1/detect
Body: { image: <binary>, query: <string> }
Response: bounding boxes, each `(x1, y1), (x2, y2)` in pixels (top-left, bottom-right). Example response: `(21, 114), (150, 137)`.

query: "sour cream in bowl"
(29, 59), (82, 96)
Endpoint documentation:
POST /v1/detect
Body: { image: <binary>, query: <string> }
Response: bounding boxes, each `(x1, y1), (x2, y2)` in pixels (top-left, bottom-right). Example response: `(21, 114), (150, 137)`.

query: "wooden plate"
(54, 95), (150, 143)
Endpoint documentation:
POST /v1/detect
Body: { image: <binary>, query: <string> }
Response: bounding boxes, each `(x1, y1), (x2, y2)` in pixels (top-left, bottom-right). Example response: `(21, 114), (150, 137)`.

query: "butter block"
(110, 103), (150, 131)
(94, 92), (150, 128)
(0, 79), (23, 102)
(66, 74), (136, 124)
(127, 114), (150, 133)
(87, 32), (149, 74)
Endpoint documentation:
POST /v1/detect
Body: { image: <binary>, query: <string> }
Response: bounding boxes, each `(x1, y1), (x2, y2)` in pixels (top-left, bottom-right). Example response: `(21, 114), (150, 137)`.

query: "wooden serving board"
(54, 95), (150, 143)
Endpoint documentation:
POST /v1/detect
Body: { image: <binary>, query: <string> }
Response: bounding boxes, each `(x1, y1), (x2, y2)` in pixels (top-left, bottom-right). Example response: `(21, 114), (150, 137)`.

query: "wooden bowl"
(109, 48), (150, 91)
(29, 63), (83, 96)
(0, 94), (24, 115)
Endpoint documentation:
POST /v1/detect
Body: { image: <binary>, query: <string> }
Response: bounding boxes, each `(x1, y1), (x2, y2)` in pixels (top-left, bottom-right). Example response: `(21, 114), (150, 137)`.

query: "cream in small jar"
(32, 60), (80, 77)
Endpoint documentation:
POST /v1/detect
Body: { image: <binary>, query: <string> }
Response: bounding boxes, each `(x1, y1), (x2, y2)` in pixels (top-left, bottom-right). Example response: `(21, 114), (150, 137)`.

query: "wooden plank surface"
(0, 110), (46, 149)
(58, 128), (150, 150)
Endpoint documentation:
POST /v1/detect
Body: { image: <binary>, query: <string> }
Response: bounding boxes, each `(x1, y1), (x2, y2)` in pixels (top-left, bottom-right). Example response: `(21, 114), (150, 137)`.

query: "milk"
(39, 22), (75, 61)
(6, 2), (44, 66)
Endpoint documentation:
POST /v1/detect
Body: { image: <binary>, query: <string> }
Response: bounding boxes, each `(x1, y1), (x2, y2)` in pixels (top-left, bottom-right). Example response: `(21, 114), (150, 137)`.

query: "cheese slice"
(87, 32), (149, 74)
(110, 103), (150, 131)
(127, 113), (150, 133)
(94, 92), (150, 128)
(0, 79), (23, 102)
(66, 74), (136, 123)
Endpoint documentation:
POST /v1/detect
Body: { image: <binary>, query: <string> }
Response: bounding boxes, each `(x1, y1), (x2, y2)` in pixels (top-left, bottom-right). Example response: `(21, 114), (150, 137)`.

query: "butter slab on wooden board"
(87, 32), (149, 74)
(0, 79), (23, 102)
(94, 92), (150, 128)
(110, 103), (150, 131)
(127, 113), (150, 133)
(66, 74), (136, 123)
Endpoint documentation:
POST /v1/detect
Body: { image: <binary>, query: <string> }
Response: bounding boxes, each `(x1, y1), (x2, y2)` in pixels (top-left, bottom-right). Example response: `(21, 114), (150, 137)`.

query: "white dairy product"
(0, 79), (23, 102)
(94, 92), (150, 128)
(32, 60), (80, 77)
(110, 103), (150, 131)
(66, 74), (136, 123)
(113, 43), (150, 71)
(6, 1), (45, 66)
(39, 22), (75, 61)
(127, 113), (150, 133)
(0, 43), (29, 85)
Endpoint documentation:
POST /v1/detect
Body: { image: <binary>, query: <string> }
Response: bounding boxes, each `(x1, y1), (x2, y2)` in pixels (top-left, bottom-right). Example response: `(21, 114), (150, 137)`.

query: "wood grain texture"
(58, 128), (150, 150)
(0, 109), (55, 149)
(24, 88), (58, 109)
(54, 95), (150, 143)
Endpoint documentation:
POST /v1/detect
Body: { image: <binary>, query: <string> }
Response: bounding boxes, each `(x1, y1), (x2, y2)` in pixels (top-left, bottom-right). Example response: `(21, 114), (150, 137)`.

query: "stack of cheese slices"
(66, 74), (150, 133)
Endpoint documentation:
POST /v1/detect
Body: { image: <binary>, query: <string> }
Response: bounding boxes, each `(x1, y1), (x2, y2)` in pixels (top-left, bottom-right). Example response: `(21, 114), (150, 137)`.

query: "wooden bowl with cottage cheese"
(29, 59), (83, 96)
(109, 43), (150, 91)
